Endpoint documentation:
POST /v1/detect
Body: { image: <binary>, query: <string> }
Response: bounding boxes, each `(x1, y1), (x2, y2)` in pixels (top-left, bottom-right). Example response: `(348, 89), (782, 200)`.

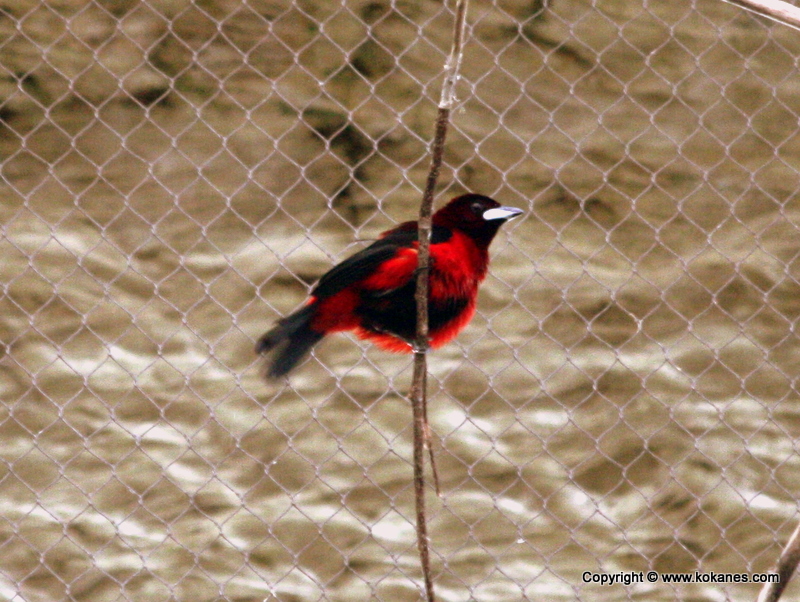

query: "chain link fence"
(2, 0), (800, 600)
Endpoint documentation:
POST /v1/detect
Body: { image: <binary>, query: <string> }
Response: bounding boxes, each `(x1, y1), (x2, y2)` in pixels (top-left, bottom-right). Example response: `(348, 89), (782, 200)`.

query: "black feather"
(312, 225), (452, 299)
(256, 304), (324, 378)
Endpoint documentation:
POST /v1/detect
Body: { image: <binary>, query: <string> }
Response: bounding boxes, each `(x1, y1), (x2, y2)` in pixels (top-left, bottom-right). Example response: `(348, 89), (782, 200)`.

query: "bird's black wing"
(312, 229), (416, 299)
(311, 225), (453, 299)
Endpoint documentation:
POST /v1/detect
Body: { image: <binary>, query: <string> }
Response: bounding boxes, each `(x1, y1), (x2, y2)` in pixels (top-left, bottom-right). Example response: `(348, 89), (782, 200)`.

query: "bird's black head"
(433, 194), (523, 247)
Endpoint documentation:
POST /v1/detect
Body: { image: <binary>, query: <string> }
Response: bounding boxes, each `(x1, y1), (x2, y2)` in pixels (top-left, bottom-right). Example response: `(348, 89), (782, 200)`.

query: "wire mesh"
(1, 0), (799, 600)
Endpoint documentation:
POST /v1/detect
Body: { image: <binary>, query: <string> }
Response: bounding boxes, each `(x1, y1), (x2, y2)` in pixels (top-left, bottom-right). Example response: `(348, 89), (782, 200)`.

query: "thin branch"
(439, 0), (469, 109)
(720, 0), (800, 31)
(719, 3), (800, 600)
(410, 1), (470, 600)
(757, 519), (800, 602)
(410, 77), (451, 602)
(722, 1), (800, 599)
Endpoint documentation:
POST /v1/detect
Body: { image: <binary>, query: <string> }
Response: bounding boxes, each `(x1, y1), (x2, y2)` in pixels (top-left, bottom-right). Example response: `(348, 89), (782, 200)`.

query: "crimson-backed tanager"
(256, 194), (522, 378)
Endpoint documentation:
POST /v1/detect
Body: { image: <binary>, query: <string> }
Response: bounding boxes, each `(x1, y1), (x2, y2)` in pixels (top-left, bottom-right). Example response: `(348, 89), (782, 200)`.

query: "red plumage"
(256, 194), (522, 378)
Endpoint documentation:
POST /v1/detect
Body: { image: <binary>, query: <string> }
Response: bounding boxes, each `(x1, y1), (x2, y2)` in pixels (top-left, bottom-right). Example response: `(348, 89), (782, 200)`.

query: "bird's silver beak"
(483, 206), (523, 221)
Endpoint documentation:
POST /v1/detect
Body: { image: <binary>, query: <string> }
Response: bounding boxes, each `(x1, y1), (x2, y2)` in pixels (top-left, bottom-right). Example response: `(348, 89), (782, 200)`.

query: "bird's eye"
(470, 202), (484, 215)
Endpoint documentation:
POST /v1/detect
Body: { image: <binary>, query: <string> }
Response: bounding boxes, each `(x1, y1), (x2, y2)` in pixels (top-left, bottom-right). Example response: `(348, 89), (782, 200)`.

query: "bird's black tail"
(256, 304), (324, 379)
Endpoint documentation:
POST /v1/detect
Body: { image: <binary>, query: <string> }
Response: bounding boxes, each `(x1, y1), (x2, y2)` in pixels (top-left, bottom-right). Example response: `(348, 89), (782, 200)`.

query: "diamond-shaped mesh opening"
(1, 0), (799, 600)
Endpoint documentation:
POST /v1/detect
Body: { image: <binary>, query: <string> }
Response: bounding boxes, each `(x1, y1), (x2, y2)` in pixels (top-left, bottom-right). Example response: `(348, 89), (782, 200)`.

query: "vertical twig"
(411, 1), (470, 600)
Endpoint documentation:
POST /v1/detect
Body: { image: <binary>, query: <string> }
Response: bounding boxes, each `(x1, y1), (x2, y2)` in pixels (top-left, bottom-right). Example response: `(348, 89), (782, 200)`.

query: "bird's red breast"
(311, 227), (491, 353)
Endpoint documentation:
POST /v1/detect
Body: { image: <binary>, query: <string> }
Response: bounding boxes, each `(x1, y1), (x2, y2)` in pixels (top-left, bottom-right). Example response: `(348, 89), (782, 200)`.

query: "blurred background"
(2, 0), (800, 600)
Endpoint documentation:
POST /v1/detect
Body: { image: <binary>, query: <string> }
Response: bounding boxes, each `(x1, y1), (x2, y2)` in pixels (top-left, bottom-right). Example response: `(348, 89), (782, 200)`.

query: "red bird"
(257, 194), (522, 378)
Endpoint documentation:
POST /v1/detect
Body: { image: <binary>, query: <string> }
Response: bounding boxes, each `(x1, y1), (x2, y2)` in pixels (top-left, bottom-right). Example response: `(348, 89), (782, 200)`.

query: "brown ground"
(2, 0), (800, 600)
